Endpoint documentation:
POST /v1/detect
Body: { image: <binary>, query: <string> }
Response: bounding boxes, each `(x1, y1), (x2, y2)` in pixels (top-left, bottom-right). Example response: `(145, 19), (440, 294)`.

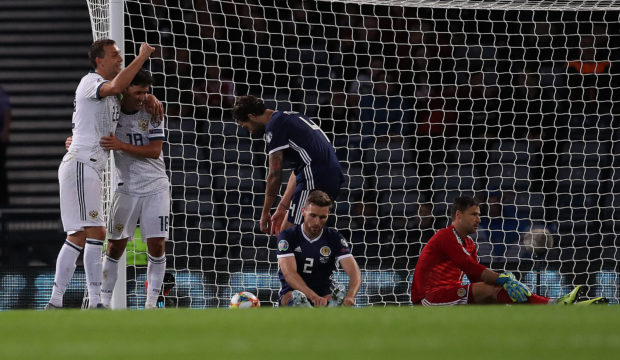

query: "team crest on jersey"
(88, 210), (99, 219)
(265, 131), (273, 144)
(457, 287), (466, 298)
(320, 246), (331, 257)
(138, 118), (149, 131)
(114, 224), (124, 232)
(150, 117), (162, 128)
(278, 240), (289, 251)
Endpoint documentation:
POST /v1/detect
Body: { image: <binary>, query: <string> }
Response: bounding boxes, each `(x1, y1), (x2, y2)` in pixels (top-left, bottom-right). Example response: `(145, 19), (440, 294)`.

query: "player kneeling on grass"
(65, 69), (169, 309)
(277, 190), (361, 307)
(411, 196), (607, 306)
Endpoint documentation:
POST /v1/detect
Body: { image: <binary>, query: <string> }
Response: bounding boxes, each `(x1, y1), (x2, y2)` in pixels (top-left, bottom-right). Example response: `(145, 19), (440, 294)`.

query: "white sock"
(84, 238), (104, 308)
(100, 255), (120, 308)
(146, 253), (166, 307)
(49, 240), (83, 307)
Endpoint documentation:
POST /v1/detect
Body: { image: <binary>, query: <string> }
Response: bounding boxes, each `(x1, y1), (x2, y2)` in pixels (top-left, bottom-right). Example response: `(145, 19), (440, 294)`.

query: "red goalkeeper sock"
(497, 289), (550, 304)
(527, 293), (550, 304)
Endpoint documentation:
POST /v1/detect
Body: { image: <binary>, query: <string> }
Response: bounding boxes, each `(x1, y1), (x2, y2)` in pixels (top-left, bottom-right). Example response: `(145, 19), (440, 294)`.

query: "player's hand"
(100, 133), (123, 151)
(497, 272), (531, 303)
(259, 212), (271, 233)
(145, 94), (164, 121)
(310, 295), (328, 307)
(138, 43), (155, 59)
(65, 136), (72, 150)
(343, 296), (356, 306)
(270, 205), (287, 236)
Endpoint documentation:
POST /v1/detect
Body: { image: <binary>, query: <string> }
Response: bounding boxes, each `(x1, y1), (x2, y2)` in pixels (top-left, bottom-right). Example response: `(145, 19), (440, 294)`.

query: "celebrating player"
(62, 70), (168, 309)
(47, 40), (155, 309)
(276, 190), (361, 307)
(98, 69), (169, 309)
(232, 95), (345, 236)
(411, 196), (606, 306)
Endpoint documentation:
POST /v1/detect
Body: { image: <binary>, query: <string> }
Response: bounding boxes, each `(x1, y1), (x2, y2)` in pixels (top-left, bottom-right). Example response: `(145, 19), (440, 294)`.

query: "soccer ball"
(229, 291), (260, 309)
(522, 227), (554, 255)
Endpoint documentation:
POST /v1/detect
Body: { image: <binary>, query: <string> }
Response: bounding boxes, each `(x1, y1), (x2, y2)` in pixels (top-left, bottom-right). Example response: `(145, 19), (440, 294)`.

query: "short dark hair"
(89, 39), (116, 69)
(130, 68), (153, 87)
(451, 196), (478, 219)
(232, 95), (266, 123)
(305, 190), (333, 208)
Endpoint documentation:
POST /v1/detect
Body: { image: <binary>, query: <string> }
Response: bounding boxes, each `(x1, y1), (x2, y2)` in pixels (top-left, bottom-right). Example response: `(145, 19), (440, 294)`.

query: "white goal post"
(88, 0), (620, 307)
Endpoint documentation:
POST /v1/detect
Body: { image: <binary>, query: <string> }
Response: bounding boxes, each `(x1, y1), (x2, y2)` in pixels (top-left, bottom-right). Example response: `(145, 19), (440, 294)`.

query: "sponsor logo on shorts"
(278, 239), (289, 251)
(89, 210), (99, 220)
(457, 287), (466, 298)
(138, 119), (149, 131)
(115, 224), (124, 232)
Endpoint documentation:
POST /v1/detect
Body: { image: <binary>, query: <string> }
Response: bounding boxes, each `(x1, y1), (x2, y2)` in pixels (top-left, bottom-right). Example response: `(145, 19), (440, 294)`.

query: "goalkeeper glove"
(496, 272), (531, 303)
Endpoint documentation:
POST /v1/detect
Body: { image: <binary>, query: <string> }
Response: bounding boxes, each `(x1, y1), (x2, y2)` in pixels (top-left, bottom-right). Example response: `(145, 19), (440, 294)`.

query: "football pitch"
(1, 306), (618, 359)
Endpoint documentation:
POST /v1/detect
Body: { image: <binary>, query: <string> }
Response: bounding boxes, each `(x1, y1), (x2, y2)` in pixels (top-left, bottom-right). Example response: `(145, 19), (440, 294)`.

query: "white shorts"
(58, 159), (104, 232)
(108, 189), (170, 241)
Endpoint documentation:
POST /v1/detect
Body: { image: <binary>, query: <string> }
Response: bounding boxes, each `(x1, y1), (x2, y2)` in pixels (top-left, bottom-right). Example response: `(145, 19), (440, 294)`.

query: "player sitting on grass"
(411, 195), (607, 306)
(277, 190), (361, 307)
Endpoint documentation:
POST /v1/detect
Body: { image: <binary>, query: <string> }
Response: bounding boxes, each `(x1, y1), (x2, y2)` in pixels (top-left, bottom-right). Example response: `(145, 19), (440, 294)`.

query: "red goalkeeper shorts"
(420, 284), (472, 306)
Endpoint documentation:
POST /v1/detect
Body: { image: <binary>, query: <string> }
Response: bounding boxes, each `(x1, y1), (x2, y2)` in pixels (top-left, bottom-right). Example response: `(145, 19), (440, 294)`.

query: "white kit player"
(47, 40), (155, 309)
(98, 69), (170, 309)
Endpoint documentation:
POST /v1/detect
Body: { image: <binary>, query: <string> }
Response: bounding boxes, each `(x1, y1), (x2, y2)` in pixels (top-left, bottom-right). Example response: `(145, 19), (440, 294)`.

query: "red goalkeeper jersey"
(411, 225), (487, 303)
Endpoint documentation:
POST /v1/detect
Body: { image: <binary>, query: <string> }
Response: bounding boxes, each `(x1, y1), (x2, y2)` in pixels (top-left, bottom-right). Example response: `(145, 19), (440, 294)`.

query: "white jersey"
(67, 71), (120, 173)
(114, 108), (168, 196)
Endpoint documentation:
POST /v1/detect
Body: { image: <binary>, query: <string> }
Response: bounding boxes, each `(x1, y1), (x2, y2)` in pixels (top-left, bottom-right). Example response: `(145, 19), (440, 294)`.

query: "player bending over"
(232, 96), (344, 236)
(411, 196), (606, 306)
(47, 40), (155, 309)
(276, 190), (361, 307)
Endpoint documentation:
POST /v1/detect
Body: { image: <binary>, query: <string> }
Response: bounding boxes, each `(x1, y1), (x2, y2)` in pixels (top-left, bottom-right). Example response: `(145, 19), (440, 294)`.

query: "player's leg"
(47, 231), (85, 308)
(83, 225), (106, 308)
(140, 190), (169, 309)
(421, 285), (472, 306)
(100, 238), (129, 308)
(102, 192), (140, 308)
(287, 188), (310, 226)
(145, 237), (166, 308)
(49, 160), (89, 309)
(471, 282), (552, 304)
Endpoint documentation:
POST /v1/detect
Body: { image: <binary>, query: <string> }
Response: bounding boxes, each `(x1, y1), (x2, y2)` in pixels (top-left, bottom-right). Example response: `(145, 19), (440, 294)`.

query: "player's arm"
(270, 172), (296, 236)
(338, 256), (361, 306)
(439, 236), (487, 283)
(278, 256), (327, 307)
(99, 133), (162, 159)
(144, 94), (164, 121)
(98, 43), (155, 98)
(260, 150), (284, 233)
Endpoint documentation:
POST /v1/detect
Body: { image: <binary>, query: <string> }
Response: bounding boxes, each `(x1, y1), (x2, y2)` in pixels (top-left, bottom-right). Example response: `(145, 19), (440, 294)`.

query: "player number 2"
(303, 258), (314, 274)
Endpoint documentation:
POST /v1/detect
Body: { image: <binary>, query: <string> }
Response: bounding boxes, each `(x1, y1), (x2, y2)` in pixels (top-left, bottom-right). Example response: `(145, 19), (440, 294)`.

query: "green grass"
(1, 306), (619, 359)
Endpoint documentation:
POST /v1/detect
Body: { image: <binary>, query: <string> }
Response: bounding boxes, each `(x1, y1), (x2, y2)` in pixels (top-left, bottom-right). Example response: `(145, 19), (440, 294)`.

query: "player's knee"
(147, 237), (165, 257)
(107, 238), (128, 259)
(84, 226), (106, 241)
(471, 282), (498, 304)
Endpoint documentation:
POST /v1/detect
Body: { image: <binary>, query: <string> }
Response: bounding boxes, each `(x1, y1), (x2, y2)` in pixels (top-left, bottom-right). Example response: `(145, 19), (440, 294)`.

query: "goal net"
(96, 0), (619, 307)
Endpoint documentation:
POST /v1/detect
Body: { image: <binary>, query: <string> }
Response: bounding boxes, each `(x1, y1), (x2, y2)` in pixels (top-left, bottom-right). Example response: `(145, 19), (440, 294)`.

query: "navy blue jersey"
(265, 111), (344, 194)
(276, 225), (352, 298)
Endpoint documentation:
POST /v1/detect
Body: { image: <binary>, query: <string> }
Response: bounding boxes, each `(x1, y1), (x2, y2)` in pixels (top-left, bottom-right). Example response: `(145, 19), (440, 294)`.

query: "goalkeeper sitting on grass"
(411, 196), (606, 306)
